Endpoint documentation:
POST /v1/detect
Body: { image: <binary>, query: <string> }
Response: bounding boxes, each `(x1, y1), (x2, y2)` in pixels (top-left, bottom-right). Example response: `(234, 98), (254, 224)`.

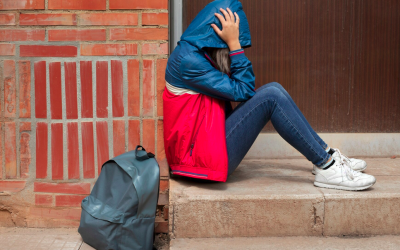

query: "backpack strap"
(135, 145), (155, 161)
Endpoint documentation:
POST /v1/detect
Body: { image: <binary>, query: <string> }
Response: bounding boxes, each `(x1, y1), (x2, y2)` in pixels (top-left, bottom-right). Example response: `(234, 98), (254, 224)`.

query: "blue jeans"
(225, 82), (330, 176)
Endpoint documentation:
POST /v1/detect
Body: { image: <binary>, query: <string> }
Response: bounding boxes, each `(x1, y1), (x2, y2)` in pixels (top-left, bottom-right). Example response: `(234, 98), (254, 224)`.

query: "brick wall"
(0, 0), (169, 233)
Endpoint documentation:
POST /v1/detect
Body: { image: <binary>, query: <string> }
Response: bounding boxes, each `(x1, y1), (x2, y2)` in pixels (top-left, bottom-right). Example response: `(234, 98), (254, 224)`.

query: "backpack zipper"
(190, 114), (206, 156)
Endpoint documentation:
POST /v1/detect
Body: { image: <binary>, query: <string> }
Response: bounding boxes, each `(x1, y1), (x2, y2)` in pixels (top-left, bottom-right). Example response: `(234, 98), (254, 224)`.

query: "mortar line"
(60, 62), (68, 181)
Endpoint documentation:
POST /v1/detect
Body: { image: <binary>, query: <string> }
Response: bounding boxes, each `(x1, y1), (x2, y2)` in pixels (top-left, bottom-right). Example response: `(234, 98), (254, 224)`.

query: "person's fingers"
(211, 23), (222, 36)
(214, 13), (226, 25)
(234, 12), (240, 26)
(226, 8), (235, 22)
(219, 8), (231, 22)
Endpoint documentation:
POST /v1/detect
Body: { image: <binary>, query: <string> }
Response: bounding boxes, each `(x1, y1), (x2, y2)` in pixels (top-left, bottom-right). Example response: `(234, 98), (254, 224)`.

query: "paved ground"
(0, 227), (169, 250)
(170, 235), (400, 250)
(0, 227), (83, 250)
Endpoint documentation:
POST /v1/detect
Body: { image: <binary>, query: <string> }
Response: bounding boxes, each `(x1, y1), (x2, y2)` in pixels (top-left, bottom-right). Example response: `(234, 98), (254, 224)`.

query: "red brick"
(67, 123), (79, 179)
(128, 59), (140, 117)
(20, 132), (31, 178)
(143, 119), (155, 154)
(3, 60), (16, 117)
(49, 62), (62, 119)
(157, 59), (168, 116)
(20, 13), (77, 25)
(49, 0), (106, 10)
(163, 206), (169, 220)
(0, 181), (26, 192)
(157, 120), (169, 177)
(81, 44), (137, 56)
(143, 60), (154, 116)
(110, 0), (167, 9)
(48, 29), (106, 41)
(80, 13), (138, 26)
(20, 45), (77, 57)
(36, 122), (48, 178)
(0, 29), (45, 41)
(51, 123), (63, 180)
(5, 122), (16, 179)
(96, 61), (108, 118)
(111, 60), (124, 117)
(159, 179), (169, 192)
(128, 120), (140, 151)
(0, 13), (16, 25)
(80, 61), (93, 118)
(96, 121), (109, 174)
(29, 207), (81, 220)
(158, 193), (168, 205)
(0, 44), (15, 55)
(65, 62), (78, 119)
(19, 61), (31, 118)
(35, 194), (53, 206)
(142, 43), (168, 55)
(56, 195), (86, 207)
(35, 61), (46, 118)
(142, 13), (168, 26)
(0, 124), (2, 179)
(34, 182), (90, 194)
(19, 122), (31, 132)
(110, 28), (168, 41)
(154, 219), (168, 233)
(0, 0), (44, 10)
(113, 120), (125, 157)
(81, 122), (95, 179)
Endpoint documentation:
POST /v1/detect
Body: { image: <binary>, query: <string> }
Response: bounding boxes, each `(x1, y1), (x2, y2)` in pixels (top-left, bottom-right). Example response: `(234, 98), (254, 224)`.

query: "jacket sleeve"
(179, 49), (256, 102)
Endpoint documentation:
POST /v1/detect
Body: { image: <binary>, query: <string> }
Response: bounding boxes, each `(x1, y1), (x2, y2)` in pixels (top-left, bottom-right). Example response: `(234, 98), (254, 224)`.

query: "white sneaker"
(312, 148), (367, 174)
(313, 149), (376, 191)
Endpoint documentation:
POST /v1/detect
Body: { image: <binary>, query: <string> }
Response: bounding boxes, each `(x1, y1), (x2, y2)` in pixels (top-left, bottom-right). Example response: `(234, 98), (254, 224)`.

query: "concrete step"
(169, 158), (400, 238)
(170, 235), (400, 250)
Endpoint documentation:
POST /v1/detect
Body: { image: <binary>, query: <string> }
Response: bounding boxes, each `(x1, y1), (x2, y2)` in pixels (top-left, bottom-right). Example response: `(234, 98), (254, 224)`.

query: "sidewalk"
(0, 227), (169, 250)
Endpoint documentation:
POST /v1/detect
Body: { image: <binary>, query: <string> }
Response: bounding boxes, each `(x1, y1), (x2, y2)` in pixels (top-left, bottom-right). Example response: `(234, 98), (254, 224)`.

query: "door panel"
(182, 0), (400, 132)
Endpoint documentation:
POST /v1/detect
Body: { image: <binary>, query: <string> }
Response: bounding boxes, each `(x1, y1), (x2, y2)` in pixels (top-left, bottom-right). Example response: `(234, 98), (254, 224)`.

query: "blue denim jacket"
(165, 0), (256, 102)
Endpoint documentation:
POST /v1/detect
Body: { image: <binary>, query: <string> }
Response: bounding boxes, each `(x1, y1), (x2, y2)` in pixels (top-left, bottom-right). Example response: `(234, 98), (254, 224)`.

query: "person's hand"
(211, 7), (241, 51)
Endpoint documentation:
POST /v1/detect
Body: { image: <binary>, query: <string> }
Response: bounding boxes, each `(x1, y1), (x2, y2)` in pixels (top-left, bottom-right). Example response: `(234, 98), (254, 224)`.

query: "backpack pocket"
(79, 196), (125, 250)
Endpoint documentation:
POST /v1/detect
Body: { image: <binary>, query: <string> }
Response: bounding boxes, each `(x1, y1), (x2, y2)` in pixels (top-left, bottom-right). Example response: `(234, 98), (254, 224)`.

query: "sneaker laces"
(334, 149), (360, 180)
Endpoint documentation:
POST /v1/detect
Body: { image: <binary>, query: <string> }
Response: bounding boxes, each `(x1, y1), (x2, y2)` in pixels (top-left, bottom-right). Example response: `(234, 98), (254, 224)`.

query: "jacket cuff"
(229, 48), (246, 61)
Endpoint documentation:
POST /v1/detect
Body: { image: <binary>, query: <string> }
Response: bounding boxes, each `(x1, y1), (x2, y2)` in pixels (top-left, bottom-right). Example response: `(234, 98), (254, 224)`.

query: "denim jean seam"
(273, 101), (326, 163)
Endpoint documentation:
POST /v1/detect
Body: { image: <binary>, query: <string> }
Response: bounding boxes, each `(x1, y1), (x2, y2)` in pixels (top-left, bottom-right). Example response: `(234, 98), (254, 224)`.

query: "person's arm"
(180, 51), (255, 101)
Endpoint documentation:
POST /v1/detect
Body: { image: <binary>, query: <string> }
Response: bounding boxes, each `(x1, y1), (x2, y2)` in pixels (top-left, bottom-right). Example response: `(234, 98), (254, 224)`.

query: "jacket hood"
(180, 0), (251, 50)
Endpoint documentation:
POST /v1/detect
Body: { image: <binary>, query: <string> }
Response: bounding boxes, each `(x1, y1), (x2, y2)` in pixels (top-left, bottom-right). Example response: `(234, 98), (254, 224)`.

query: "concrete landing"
(169, 158), (400, 238)
(170, 235), (400, 250)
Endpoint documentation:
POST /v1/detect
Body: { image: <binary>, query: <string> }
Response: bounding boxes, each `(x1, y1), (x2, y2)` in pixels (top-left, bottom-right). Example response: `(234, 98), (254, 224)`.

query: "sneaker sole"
(312, 165), (367, 175)
(314, 180), (375, 191)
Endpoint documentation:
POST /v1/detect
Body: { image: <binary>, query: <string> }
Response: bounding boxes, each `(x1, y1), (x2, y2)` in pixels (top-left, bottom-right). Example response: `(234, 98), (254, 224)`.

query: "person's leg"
(258, 82), (329, 150)
(225, 83), (332, 176)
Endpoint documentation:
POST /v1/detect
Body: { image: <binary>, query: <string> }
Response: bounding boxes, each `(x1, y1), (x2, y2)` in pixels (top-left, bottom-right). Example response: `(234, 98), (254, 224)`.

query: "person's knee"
(268, 82), (284, 90)
(256, 86), (286, 102)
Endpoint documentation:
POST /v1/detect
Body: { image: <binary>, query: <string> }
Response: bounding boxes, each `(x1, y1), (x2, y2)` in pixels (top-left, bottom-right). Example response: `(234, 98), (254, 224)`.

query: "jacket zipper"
(190, 115), (206, 156)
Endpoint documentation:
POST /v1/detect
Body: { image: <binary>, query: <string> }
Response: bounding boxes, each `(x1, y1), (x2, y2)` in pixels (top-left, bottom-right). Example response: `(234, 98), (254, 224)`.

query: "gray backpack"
(78, 146), (160, 250)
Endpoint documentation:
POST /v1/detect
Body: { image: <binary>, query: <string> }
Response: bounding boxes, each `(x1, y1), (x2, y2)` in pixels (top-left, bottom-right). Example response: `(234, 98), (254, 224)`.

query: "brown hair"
(205, 47), (231, 75)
